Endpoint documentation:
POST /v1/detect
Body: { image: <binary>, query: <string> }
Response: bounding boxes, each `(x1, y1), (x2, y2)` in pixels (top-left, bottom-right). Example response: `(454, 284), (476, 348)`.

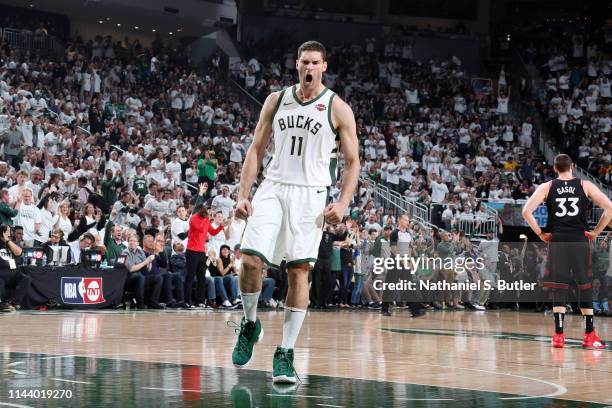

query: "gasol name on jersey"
(556, 186), (576, 195)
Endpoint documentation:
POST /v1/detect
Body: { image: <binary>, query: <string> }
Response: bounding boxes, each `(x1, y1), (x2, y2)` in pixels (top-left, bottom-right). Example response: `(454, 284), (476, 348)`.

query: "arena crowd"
(0, 25), (610, 315)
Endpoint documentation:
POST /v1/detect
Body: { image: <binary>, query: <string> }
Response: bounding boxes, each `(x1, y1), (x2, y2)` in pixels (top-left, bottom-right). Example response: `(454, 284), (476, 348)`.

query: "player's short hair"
(553, 154), (572, 173)
(297, 41), (327, 61)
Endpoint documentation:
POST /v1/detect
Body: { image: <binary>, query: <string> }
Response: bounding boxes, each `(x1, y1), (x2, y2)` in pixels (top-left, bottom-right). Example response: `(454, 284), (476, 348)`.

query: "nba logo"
(61, 277), (106, 305)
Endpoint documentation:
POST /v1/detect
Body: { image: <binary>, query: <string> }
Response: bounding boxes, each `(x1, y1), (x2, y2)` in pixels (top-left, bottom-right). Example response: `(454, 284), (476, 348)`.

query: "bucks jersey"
(132, 175), (148, 197)
(264, 85), (339, 187)
(546, 178), (589, 233)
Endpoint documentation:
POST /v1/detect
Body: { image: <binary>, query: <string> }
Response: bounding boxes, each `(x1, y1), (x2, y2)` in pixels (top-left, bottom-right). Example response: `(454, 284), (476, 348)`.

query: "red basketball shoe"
(582, 331), (606, 349)
(551, 333), (565, 348)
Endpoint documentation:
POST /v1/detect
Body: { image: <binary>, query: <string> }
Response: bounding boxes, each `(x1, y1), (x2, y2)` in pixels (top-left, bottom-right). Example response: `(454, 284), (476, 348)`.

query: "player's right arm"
(235, 92), (280, 219)
(583, 181), (612, 239)
(521, 181), (552, 242)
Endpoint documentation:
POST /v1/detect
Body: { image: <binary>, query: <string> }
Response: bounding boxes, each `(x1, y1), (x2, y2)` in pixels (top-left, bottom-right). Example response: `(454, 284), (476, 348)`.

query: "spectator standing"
(1, 118), (24, 168)
(211, 185), (235, 219)
(184, 183), (225, 307)
(13, 189), (39, 247)
(0, 189), (17, 226)
(101, 169), (125, 207)
(171, 206), (189, 248)
(478, 227), (503, 287)
(0, 224), (29, 312)
(311, 224), (340, 308)
(103, 211), (126, 265)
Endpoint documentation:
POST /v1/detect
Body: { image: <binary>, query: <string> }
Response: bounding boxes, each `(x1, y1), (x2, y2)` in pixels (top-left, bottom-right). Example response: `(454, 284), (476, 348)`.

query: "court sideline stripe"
(50, 378), (93, 385)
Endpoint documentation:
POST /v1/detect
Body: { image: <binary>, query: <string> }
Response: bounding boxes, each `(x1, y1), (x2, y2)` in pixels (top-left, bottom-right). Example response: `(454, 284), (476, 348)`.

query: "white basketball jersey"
(264, 85), (339, 187)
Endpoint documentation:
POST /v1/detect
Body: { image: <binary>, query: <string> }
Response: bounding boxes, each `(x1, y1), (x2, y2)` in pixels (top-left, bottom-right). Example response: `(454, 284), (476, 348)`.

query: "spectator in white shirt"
(385, 158), (401, 192)
(171, 206), (189, 248)
(165, 154), (182, 184)
(429, 174), (449, 204)
(13, 188), (40, 247)
(519, 117), (533, 148)
(211, 185), (235, 219)
(68, 233), (95, 264)
(8, 170), (28, 205)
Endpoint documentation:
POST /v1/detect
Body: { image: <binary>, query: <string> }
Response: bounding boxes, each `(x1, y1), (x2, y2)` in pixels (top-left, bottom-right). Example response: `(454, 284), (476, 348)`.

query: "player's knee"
(241, 254), (264, 275)
(287, 263), (310, 279)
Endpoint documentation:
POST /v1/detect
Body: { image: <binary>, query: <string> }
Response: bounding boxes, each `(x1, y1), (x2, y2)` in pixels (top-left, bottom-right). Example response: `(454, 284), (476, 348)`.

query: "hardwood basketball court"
(0, 309), (610, 407)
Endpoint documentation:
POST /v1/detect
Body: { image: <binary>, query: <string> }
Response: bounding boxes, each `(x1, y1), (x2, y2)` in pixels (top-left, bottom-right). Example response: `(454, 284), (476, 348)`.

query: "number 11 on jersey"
(290, 135), (303, 156)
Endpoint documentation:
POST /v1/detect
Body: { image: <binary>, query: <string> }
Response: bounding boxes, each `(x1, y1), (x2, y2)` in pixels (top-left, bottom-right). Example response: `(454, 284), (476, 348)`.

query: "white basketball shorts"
(240, 179), (327, 268)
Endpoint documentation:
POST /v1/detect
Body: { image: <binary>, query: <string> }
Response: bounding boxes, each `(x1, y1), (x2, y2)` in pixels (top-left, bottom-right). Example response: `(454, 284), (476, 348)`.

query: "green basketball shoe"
(272, 346), (297, 384)
(231, 317), (263, 368)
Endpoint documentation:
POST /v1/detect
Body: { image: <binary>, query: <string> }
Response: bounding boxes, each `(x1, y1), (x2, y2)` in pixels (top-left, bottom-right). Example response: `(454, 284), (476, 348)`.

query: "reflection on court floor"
(0, 353), (605, 408)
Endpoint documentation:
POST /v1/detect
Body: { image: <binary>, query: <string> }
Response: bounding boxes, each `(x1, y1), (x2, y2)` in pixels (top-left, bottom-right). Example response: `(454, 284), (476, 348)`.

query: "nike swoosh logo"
(283, 102), (293, 106)
(316, 189), (326, 194)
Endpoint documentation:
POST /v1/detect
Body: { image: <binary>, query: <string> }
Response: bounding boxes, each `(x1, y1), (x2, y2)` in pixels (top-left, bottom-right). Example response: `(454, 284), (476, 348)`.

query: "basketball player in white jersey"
(230, 41), (359, 383)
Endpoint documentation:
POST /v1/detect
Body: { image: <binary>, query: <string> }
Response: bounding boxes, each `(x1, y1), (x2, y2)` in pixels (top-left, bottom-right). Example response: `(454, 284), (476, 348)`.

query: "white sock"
(281, 307), (306, 349)
(242, 292), (260, 322)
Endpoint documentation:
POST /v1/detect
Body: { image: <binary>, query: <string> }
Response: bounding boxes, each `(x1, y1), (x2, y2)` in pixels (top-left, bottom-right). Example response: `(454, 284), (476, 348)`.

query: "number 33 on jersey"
(264, 85), (339, 187)
(546, 178), (589, 232)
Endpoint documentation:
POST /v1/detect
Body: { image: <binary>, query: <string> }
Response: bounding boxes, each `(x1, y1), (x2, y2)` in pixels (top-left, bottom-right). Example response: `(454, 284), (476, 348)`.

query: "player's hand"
(584, 231), (599, 241)
(323, 202), (347, 225)
(538, 232), (552, 243)
(235, 198), (252, 220)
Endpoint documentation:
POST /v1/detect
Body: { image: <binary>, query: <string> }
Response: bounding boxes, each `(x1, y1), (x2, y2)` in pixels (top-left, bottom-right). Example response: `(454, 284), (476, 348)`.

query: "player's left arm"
(521, 181), (551, 242)
(583, 180), (612, 239)
(323, 97), (359, 224)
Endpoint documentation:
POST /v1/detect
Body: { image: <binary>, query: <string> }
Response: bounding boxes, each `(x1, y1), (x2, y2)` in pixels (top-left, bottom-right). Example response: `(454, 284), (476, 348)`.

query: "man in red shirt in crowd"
(184, 183), (228, 307)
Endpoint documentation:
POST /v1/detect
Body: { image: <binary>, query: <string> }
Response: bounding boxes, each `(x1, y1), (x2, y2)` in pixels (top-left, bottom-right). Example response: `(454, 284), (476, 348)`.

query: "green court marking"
(0, 353), (606, 407)
(382, 328), (610, 351)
